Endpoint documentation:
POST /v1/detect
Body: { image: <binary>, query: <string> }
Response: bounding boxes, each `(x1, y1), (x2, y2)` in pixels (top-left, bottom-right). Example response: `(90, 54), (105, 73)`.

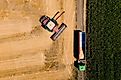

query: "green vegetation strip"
(86, 0), (121, 80)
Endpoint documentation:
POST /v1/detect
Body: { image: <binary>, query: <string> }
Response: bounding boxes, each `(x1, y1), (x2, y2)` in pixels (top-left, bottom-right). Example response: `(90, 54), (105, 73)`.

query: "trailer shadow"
(73, 30), (80, 68)
(73, 30), (80, 60)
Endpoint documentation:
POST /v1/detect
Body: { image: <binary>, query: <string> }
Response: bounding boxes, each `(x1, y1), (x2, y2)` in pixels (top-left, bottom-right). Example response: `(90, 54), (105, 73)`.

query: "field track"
(0, 0), (77, 80)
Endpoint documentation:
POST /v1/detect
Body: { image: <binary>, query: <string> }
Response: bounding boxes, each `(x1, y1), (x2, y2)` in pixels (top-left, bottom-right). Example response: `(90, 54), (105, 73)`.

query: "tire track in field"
(0, 65), (44, 78)
(0, 25), (44, 43)
(0, 70), (68, 80)
(0, 51), (45, 78)
(0, 48), (43, 61)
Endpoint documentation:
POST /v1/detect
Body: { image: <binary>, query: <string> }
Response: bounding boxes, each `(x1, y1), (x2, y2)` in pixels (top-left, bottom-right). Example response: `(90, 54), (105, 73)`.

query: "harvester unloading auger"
(39, 11), (67, 41)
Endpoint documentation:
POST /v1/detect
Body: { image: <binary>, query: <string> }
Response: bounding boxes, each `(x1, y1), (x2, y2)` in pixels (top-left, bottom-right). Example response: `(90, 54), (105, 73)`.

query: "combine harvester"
(74, 30), (86, 71)
(39, 11), (67, 41)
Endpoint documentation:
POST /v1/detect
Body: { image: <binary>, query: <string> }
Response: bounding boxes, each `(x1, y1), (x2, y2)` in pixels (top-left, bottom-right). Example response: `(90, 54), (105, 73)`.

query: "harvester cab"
(39, 11), (67, 41)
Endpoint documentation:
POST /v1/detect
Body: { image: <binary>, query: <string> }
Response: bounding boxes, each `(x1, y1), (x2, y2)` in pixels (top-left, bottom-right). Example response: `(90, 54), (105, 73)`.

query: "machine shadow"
(73, 30), (80, 68)
(73, 30), (80, 60)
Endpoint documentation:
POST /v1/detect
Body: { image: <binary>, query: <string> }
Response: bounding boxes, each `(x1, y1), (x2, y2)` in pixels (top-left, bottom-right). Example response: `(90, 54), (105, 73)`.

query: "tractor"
(74, 30), (86, 71)
(39, 11), (67, 41)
